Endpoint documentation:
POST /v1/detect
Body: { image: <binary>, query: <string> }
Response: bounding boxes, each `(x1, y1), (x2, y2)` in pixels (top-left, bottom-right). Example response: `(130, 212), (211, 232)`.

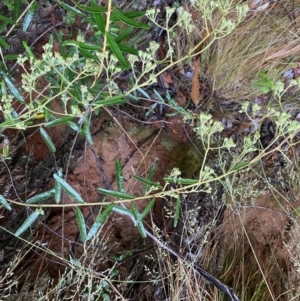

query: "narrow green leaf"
(0, 194), (12, 211)
(97, 188), (134, 200)
(95, 95), (127, 105)
(135, 198), (155, 224)
(83, 117), (93, 145)
(23, 2), (37, 32)
(91, 9), (106, 34)
(106, 32), (129, 68)
(22, 41), (35, 59)
(4, 54), (19, 60)
(174, 194), (181, 227)
(15, 209), (44, 237)
(112, 205), (133, 218)
(134, 175), (162, 190)
(54, 174), (84, 204)
(55, 180), (62, 204)
(115, 158), (124, 193)
(45, 116), (74, 127)
(40, 127), (56, 152)
(0, 37), (9, 49)
(118, 44), (139, 55)
(75, 208), (87, 243)
(66, 121), (80, 132)
(3, 75), (25, 102)
(231, 161), (250, 171)
(86, 204), (114, 241)
(77, 4), (106, 13)
(145, 163), (157, 192)
(59, 2), (86, 17)
(26, 189), (55, 204)
(78, 41), (101, 51)
(14, 0), (21, 20)
(131, 203), (146, 238)
(136, 222), (147, 238)
(0, 15), (17, 25)
(54, 169), (63, 204)
(114, 27), (133, 44)
(112, 10), (150, 29)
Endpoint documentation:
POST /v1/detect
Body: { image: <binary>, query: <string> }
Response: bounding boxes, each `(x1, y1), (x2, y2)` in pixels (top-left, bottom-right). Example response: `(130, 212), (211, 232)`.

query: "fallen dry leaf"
(190, 59), (203, 106)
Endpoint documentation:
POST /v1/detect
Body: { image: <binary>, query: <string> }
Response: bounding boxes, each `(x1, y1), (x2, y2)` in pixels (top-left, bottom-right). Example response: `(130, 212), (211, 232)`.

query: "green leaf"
(112, 205), (133, 218)
(4, 54), (19, 60)
(0, 15), (17, 25)
(134, 175), (162, 190)
(231, 161), (250, 171)
(14, 0), (21, 20)
(112, 10), (150, 29)
(77, 4), (107, 13)
(131, 203), (146, 238)
(174, 194), (181, 227)
(3, 75), (25, 103)
(106, 32), (129, 68)
(75, 208), (87, 243)
(54, 174), (85, 204)
(135, 198), (155, 224)
(115, 158), (124, 193)
(15, 209), (44, 237)
(54, 170), (63, 204)
(45, 116), (74, 127)
(0, 194), (12, 211)
(78, 41), (101, 51)
(40, 127), (56, 152)
(0, 37), (9, 49)
(59, 2), (86, 17)
(83, 117), (93, 145)
(118, 44), (139, 55)
(97, 188), (134, 200)
(66, 121), (80, 132)
(91, 8), (106, 34)
(23, 1), (37, 32)
(94, 95), (127, 105)
(26, 189), (55, 204)
(86, 203), (114, 241)
(22, 41), (35, 59)
(114, 27), (133, 44)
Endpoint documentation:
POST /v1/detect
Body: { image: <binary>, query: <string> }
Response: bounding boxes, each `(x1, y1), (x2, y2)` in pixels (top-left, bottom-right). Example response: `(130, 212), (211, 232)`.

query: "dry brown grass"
(189, 1), (300, 101)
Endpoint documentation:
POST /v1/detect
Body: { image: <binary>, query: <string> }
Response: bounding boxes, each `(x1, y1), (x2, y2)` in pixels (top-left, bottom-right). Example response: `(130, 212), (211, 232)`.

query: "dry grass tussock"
(201, 0), (300, 100)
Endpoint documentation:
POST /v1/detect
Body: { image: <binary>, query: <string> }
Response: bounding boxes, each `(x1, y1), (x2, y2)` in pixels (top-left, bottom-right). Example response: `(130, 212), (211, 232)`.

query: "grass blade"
(54, 173), (84, 204)
(15, 209), (44, 237)
(87, 203), (114, 241)
(40, 127), (56, 152)
(76, 208), (87, 243)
